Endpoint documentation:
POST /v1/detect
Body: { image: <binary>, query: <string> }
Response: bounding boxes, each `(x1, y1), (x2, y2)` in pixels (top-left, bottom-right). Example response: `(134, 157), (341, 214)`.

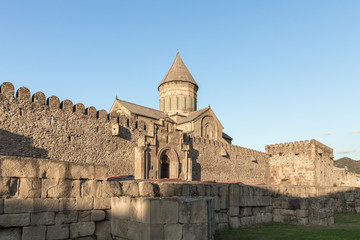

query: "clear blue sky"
(1, 1), (359, 159)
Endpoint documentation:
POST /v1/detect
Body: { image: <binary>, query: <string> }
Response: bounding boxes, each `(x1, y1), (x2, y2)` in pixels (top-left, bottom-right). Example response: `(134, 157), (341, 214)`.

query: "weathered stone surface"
(22, 226), (46, 240)
(164, 224), (182, 240)
(34, 199), (59, 212)
(94, 197), (111, 209)
(91, 210), (106, 221)
(81, 180), (99, 197)
(139, 181), (155, 197)
(79, 210), (91, 222)
(0, 199), (2, 214)
(55, 211), (78, 224)
(69, 163), (95, 180)
(0, 213), (30, 227)
(42, 179), (78, 198)
(111, 218), (128, 238)
(59, 198), (76, 211)
(46, 224), (69, 240)
(190, 198), (207, 223)
(76, 197), (93, 210)
(19, 178), (41, 198)
(4, 199), (34, 213)
(101, 181), (122, 197)
(0, 228), (21, 240)
(0, 177), (19, 198)
(122, 181), (139, 196)
(31, 212), (55, 225)
(38, 159), (66, 179)
(1, 158), (36, 178)
(70, 222), (95, 238)
(229, 216), (240, 229)
(95, 165), (108, 180)
(142, 197), (178, 224)
(94, 221), (111, 240)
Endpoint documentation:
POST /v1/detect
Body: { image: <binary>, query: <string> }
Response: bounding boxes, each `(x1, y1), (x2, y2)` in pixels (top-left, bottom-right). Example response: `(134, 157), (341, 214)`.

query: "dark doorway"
(160, 155), (170, 179)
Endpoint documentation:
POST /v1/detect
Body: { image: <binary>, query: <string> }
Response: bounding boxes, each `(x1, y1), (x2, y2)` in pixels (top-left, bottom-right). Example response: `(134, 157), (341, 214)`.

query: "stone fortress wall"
(188, 136), (270, 183)
(0, 82), (272, 183)
(266, 140), (335, 186)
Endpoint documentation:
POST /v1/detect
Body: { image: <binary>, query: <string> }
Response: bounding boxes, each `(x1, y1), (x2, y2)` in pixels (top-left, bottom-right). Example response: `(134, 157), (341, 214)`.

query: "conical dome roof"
(158, 52), (198, 89)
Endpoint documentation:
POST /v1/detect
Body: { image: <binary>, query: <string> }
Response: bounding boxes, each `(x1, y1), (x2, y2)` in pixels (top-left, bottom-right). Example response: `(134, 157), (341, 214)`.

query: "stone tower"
(158, 52), (199, 115)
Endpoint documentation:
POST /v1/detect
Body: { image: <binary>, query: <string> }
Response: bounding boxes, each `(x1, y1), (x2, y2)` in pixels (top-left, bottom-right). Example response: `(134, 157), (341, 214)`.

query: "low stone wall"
(0, 156), (121, 240)
(273, 197), (334, 225)
(120, 181), (335, 229)
(111, 196), (215, 240)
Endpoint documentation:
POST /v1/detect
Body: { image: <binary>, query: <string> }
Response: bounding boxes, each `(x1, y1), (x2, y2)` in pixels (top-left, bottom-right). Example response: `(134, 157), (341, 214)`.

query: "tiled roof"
(222, 132), (233, 140)
(158, 52), (198, 89)
(115, 99), (167, 120)
(177, 107), (210, 124)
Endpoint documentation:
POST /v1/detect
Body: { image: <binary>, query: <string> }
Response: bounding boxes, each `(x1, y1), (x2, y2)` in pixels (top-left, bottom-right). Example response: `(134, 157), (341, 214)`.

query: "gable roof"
(177, 107), (210, 124)
(114, 99), (168, 120)
(158, 52), (198, 89)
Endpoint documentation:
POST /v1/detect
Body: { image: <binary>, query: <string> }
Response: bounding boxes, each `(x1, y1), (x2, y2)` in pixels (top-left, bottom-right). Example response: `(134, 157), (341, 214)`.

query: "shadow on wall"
(0, 129), (48, 158)
(119, 125), (132, 141)
(189, 138), (201, 181)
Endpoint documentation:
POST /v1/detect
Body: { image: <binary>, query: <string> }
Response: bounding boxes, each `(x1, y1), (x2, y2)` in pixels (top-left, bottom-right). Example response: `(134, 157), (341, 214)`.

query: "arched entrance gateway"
(157, 148), (179, 179)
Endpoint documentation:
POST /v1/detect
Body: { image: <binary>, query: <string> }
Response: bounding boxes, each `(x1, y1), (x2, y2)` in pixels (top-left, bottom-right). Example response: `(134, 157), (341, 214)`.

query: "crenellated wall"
(266, 140), (334, 186)
(0, 82), (147, 176)
(188, 136), (270, 183)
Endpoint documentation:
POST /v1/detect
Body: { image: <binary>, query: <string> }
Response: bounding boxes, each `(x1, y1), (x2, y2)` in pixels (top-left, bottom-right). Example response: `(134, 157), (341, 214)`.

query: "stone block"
(4, 199), (34, 213)
(214, 196), (220, 211)
(182, 223), (207, 240)
(296, 209), (309, 218)
(19, 178), (41, 198)
(59, 198), (76, 211)
(0, 177), (19, 198)
(196, 184), (205, 196)
(111, 197), (132, 221)
(139, 181), (155, 197)
(91, 210), (106, 221)
(101, 181), (122, 197)
(0, 213), (30, 227)
(181, 184), (190, 196)
(94, 197), (111, 209)
(229, 184), (240, 207)
(34, 199), (59, 212)
(42, 178), (79, 198)
(228, 206), (239, 216)
(22, 226), (46, 240)
(79, 211), (91, 222)
(2, 158), (36, 178)
(38, 159), (66, 179)
(81, 180), (100, 197)
(0, 228), (22, 240)
(70, 222), (95, 238)
(239, 207), (252, 217)
(229, 216), (240, 229)
(76, 197), (93, 210)
(95, 221), (111, 240)
(190, 199), (207, 223)
(219, 185), (229, 209)
(159, 182), (175, 197)
(111, 218), (128, 238)
(142, 197), (178, 224)
(94, 165), (108, 180)
(240, 216), (256, 226)
(55, 211), (78, 224)
(164, 224), (182, 240)
(0, 199), (3, 214)
(31, 212), (55, 225)
(69, 163), (95, 180)
(46, 224), (69, 240)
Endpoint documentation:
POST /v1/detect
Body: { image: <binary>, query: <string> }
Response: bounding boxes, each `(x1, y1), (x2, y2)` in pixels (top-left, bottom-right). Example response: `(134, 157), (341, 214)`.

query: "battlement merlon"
(265, 139), (333, 155)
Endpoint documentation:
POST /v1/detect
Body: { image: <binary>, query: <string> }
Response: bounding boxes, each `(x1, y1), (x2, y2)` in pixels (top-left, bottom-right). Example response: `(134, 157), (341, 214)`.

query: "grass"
(214, 214), (360, 240)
